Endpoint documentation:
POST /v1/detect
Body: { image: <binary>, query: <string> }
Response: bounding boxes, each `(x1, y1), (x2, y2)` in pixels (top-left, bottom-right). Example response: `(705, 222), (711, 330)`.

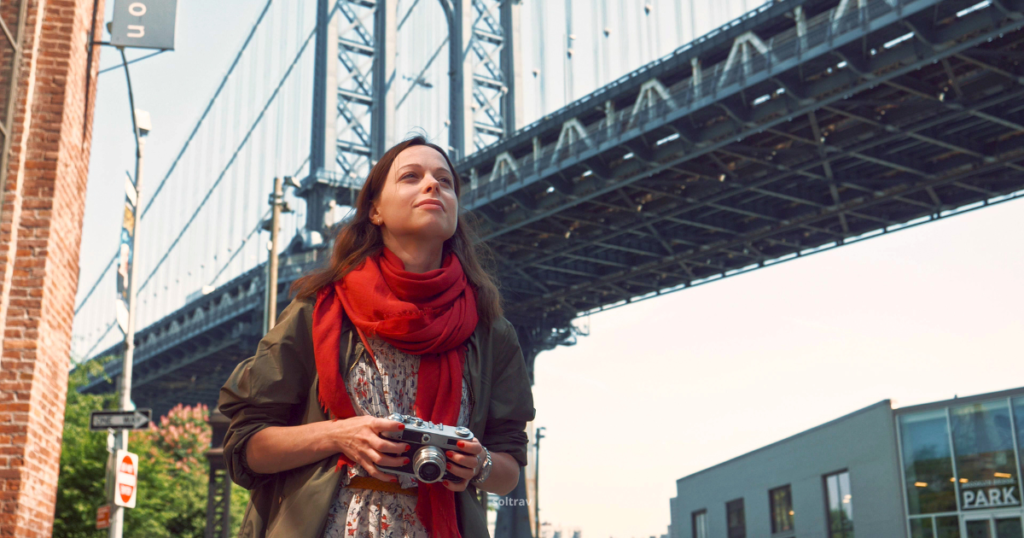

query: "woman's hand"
(442, 437), (484, 492)
(331, 416), (410, 483)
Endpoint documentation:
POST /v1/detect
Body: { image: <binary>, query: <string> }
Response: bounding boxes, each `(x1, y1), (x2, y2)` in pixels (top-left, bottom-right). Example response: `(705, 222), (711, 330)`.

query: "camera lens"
(412, 446), (446, 484)
(418, 462), (441, 482)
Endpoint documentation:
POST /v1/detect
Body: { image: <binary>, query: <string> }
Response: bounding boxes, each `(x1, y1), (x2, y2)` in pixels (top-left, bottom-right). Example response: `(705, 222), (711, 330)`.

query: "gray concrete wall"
(669, 497), (680, 538)
(671, 401), (906, 538)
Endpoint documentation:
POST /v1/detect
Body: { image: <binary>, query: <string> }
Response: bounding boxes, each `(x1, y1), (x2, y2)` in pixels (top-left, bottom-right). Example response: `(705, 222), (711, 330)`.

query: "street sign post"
(104, 6), (170, 534)
(109, 0), (178, 50)
(96, 505), (111, 529)
(90, 409), (152, 431)
(112, 450), (138, 509)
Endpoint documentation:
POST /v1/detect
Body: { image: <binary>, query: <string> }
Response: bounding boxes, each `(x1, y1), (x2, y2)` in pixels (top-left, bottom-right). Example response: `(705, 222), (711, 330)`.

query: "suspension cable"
(134, 25), (317, 296)
(74, 0), (275, 315)
(77, 153), (309, 365)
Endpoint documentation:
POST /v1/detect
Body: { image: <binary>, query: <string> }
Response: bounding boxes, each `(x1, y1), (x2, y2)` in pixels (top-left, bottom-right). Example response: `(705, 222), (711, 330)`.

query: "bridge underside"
(129, 338), (257, 418)
(82, 297), (264, 418)
(80, 258), (301, 417)
(464, 0), (1024, 323)
(80, 0), (1024, 419)
(81, 251), (575, 416)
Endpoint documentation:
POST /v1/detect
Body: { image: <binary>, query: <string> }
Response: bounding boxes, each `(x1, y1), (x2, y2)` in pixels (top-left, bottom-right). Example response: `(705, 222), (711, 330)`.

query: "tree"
(55, 366), (249, 537)
(121, 404), (211, 537)
(53, 362), (118, 538)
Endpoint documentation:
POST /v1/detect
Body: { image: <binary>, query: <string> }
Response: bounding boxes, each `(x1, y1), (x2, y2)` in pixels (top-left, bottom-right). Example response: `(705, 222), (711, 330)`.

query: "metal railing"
(460, 0), (932, 206)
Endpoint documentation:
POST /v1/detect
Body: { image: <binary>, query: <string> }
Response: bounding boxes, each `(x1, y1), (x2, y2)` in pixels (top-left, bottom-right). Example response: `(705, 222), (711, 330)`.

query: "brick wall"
(0, 0), (105, 535)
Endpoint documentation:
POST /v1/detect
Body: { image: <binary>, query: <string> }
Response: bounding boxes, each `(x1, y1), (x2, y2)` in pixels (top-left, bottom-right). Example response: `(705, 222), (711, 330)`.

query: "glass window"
(1013, 397), (1024, 494)
(910, 516), (961, 538)
(769, 485), (794, 533)
(692, 510), (708, 538)
(726, 498), (746, 538)
(900, 410), (958, 514)
(951, 400), (1019, 510)
(995, 518), (1023, 538)
(912, 518), (935, 538)
(936, 516), (961, 538)
(962, 517), (1023, 538)
(825, 471), (854, 538)
(965, 519), (991, 538)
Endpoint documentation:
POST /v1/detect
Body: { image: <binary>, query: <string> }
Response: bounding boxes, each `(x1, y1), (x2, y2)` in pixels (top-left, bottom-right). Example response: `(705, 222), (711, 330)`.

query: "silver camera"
(379, 413), (475, 484)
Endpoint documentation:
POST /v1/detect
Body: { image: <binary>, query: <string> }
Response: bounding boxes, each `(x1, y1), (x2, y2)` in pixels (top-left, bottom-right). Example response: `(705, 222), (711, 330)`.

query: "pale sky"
(532, 198), (1024, 537)
(78, 1), (1024, 537)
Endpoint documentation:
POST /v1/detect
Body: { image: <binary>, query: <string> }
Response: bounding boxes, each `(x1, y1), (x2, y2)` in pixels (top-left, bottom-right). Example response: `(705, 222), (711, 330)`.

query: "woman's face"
(370, 145), (458, 246)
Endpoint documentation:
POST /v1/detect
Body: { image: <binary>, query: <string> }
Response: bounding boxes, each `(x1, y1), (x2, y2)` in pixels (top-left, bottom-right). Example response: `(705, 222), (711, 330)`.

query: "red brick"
(0, 0), (106, 535)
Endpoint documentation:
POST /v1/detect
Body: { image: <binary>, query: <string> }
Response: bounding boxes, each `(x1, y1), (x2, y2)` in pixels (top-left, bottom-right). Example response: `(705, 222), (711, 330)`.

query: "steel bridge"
(81, 0), (1024, 414)
(72, 0), (1024, 533)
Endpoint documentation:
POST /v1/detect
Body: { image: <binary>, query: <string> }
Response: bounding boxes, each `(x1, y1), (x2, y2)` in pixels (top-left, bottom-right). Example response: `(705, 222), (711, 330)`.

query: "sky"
(78, 1), (1024, 537)
(531, 198), (1024, 537)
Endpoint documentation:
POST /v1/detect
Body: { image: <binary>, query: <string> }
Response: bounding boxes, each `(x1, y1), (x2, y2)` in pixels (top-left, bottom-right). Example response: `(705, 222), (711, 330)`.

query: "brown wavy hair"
(290, 136), (503, 326)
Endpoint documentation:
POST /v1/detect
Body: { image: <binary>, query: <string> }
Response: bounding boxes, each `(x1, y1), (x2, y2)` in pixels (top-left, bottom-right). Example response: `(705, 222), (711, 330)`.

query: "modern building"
(668, 387), (1024, 538)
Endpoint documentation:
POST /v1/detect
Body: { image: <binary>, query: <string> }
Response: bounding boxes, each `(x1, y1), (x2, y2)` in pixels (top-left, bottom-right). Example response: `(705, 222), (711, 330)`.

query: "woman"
(218, 136), (535, 538)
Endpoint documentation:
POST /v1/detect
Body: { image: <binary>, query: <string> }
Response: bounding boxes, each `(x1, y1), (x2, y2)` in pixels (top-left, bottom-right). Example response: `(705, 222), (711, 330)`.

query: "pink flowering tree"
(147, 403), (213, 474)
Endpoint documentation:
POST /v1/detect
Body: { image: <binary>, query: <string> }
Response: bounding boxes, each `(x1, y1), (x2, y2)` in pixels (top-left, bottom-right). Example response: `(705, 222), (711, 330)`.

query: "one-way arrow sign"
(90, 409), (152, 431)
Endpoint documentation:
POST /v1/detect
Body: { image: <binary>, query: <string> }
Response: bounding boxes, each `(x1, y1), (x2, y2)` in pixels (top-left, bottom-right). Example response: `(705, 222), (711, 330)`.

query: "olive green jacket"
(218, 296), (535, 538)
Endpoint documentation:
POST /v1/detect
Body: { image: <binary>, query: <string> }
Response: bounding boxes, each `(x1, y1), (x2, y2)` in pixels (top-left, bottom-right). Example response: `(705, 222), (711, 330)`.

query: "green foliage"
(230, 480), (250, 536)
(121, 404), (211, 537)
(55, 365), (252, 537)
(53, 363), (117, 538)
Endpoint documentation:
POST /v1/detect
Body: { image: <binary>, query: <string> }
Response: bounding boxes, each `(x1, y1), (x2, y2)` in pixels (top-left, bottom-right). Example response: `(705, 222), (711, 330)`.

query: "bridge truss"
(457, 0), (1024, 330)
(81, 0), (1024, 417)
(70, 1), (1024, 535)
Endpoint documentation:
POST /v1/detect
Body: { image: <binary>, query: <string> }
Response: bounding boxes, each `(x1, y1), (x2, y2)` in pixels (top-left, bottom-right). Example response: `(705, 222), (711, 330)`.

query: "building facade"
(669, 387), (1024, 538)
(0, 0), (106, 535)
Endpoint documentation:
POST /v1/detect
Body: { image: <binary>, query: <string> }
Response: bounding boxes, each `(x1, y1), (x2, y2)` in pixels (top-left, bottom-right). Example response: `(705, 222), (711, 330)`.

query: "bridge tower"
(298, 0), (525, 233)
(290, 1), (534, 536)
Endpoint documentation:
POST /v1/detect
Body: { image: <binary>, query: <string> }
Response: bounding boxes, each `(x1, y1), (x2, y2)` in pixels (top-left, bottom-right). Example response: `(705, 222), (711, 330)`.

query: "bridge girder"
(456, 0), (1024, 321)
(79, 0), (1024, 438)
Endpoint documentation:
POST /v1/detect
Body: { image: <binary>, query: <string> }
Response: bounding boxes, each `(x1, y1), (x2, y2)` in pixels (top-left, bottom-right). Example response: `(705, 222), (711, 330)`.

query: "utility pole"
(98, 6), (177, 535)
(267, 176), (284, 329)
(110, 48), (149, 538)
(262, 241), (272, 335)
(264, 176), (296, 331)
(534, 426), (545, 538)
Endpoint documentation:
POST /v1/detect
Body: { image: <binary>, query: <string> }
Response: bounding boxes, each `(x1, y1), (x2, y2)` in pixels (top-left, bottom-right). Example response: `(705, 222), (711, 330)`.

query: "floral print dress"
(321, 336), (472, 538)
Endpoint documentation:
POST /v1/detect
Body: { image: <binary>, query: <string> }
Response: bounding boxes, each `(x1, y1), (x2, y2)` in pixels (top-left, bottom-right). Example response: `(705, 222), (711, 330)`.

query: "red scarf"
(312, 247), (478, 538)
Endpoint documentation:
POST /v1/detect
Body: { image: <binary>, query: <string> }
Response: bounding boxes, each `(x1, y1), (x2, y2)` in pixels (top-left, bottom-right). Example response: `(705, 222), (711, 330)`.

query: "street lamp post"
(109, 47), (150, 538)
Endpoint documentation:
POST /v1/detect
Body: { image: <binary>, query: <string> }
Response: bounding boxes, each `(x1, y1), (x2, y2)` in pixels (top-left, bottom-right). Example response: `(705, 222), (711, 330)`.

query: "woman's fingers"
(445, 457), (476, 480)
(442, 477), (469, 492)
(360, 458), (399, 483)
(372, 417), (407, 434)
(442, 438), (485, 491)
(367, 418), (408, 455)
(455, 438), (483, 455)
(446, 446), (481, 471)
(367, 448), (409, 469)
(339, 417), (487, 489)
(371, 435), (410, 456)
